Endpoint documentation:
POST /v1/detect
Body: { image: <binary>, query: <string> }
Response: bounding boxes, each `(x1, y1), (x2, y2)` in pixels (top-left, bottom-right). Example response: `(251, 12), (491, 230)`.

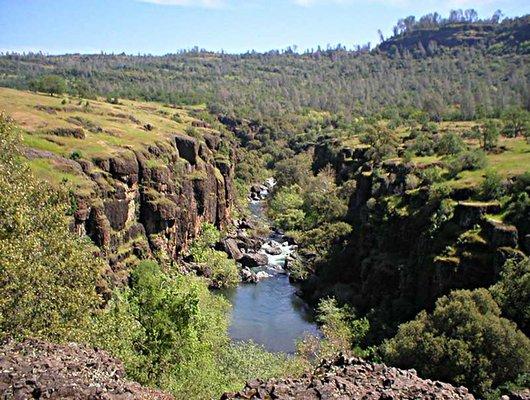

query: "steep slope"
(0, 88), (236, 287)
(379, 15), (530, 55)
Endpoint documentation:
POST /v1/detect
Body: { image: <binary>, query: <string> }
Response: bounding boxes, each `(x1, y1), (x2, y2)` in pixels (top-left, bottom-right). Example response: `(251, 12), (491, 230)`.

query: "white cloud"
(138, 0), (225, 8)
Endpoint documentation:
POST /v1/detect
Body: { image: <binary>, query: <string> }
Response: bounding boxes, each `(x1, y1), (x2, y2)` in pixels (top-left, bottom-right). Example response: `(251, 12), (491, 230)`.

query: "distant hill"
(0, 14), (528, 124)
(379, 15), (530, 55)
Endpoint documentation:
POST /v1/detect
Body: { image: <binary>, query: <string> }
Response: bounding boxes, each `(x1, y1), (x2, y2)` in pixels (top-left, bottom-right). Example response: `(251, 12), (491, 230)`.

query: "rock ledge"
(222, 355), (475, 400)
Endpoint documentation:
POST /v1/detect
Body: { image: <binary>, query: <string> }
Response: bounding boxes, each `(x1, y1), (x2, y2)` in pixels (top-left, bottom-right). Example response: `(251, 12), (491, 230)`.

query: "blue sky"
(0, 0), (528, 54)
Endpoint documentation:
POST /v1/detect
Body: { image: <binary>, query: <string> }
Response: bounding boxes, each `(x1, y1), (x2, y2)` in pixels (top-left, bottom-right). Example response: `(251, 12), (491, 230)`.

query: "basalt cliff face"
(68, 133), (235, 287)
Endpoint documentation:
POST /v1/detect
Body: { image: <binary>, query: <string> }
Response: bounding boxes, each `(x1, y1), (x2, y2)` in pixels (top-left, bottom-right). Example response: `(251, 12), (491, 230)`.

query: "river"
(220, 183), (319, 353)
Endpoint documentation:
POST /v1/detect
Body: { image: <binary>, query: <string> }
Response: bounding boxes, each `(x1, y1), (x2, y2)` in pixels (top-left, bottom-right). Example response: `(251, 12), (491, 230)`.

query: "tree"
(360, 123), (398, 163)
(481, 169), (505, 200)
(35, 74), (67, 96)
(481, 119), (501, 151)
(502, 108), (530, 139)
(436, 132), (465, 155)
(0, 114), (102, 341)
(382, 288), (530, 397)
(491, 258), (530, 336)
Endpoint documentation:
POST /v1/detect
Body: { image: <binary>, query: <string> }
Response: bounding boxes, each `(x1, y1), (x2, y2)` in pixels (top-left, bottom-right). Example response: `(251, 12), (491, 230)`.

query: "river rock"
(263, 241), (282, 256)
(241, 267), (258, 283)
(240, 252), (268, 268)
(256, 271), (272, 280)
(221, 238), (244, 260)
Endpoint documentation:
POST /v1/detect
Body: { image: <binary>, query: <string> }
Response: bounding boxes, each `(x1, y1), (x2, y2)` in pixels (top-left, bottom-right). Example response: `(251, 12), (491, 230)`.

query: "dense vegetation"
(0, 14), (528, 126)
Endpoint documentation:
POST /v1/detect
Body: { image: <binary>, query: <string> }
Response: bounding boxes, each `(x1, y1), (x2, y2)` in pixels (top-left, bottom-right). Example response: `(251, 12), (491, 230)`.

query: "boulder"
(222, 238), (244, 260)
(174, 133), (199, 165)
(240, 252), (268, 268)
(263, 241), (282, 256)
(241, 267), (258, 283)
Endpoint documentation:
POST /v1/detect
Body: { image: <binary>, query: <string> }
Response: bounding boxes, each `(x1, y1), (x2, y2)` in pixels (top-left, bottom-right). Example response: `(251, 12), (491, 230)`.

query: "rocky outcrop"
(222, 355), (475, 400)
(64, 131), (235, 283)
(0, 339), (173, 399)
(304, 136), (528, 335)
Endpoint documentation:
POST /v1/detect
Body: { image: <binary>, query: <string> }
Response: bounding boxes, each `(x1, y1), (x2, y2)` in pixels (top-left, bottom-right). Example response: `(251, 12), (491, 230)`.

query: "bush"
(302, 298), (373, 361)
(188, 223), (239, 288)
(31, 75), (67, 96)
(382, 288), (530, 397)
(446, 148), (487, 177)
(410, 132), (436, 156)
(93, 260), (231, 398)
(0, 114), (102, 342)
(481, 169), (505, 200)
(436, 132), (465, 155)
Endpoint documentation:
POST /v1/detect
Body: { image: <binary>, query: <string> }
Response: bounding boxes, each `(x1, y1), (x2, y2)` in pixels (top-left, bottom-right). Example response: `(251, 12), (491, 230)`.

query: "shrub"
(0, 114), (102, 342)
(70, 149), (83, 160)
(305, 298), (372, 360)
(410, 132), (435, 156)
(481, 169), (505, 200)
(382, 288), (530, 397)
(31, 74), (67, 96)
(189, 223), (239, 288)
(490, 258), (530, 336)
(92, 260), (231, 398)
(436, 132), (465, 155)
(446, 148), (487, 177)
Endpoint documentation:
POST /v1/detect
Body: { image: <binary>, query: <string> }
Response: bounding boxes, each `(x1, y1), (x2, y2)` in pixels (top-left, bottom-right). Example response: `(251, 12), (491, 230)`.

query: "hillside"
(0, 87), (237, 288)
(379, 14), (530, 54)
(0, 15), (528, 123)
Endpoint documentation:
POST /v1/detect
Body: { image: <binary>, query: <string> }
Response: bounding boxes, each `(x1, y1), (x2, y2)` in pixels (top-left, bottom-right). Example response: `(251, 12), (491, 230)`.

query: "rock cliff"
(305, 136), (528, 334)
(69, 133), (236, 287)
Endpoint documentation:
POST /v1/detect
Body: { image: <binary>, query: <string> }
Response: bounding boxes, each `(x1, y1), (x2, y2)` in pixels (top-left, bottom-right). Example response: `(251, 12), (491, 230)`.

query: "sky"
(0, 0), (528, 55)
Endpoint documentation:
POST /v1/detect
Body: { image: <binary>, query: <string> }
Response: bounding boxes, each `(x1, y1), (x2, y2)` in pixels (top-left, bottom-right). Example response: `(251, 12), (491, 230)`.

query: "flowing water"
(220, 182), (319, 353)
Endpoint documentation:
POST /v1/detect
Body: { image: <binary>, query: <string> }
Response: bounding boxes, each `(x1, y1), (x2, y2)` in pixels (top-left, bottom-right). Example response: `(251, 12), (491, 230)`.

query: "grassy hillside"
(0, 87), (224, 197)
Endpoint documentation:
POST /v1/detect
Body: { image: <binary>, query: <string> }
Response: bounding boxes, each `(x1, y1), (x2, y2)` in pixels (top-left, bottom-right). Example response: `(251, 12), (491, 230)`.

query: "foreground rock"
(0, 339), (173, 399)
(222, 355), (475, 400)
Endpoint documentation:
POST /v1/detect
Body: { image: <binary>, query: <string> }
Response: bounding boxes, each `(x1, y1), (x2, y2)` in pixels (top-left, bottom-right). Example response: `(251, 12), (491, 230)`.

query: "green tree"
(0, 114), (102, 341)
(481, 119), (501, 151)
(35, 74), (67, 96)
(382, 288), (530, 397)
(490, 258), (530, 335)
(269, 185), (305, 231)
(481, 169), (505, 200)
(188, 223), (239, 288)
(436, 132), (465, 155)
(502, 108), (530, 139)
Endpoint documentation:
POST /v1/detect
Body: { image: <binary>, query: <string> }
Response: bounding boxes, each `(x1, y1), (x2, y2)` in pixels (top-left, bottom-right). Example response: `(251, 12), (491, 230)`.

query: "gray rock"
(240, 253), (268, 268)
